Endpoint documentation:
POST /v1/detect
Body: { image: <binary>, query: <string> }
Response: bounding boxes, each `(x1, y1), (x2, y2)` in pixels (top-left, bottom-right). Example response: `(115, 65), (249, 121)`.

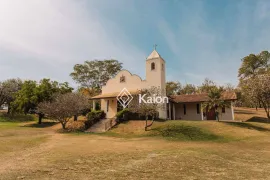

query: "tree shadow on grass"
(246, 116), (270, 124)
(234, 110), (256, 115)
(223, 122), (270, 132)
(22, 122), (58, 128)
(151, 124), (223, 141)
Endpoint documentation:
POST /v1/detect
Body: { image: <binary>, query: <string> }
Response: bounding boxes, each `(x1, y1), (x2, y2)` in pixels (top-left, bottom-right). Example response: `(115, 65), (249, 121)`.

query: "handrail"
(104, 118), (116, 131)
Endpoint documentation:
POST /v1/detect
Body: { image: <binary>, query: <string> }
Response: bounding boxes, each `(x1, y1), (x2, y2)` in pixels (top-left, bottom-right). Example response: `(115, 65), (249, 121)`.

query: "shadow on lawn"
(223, 122), (270, 132)
(22, 121), (58, 128)
(234, 110), (256, 115)
(246, 116), (270, 124)
(152, 124), (223, 141)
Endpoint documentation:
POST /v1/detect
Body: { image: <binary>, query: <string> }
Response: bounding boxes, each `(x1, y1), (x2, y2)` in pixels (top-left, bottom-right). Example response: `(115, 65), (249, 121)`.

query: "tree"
(38, 93), (89, 129)
(11, 80), (38, 114)
(241, 74), (270, 122)
(129, 87), (166, 131)
(0, 78), (22, 113)
(166, 81), (181, 95)
(202, 87), (231, 121)
(70, 60), (122, 91)
(198, 78), (216, 93)
(179, 84), (197, 94)
(35, 79), (73, 123)
(238, 51), (270, 79)
(237, 50), (270, 108)
(11, 79), (73, 124)
(223, 83), (235, 92)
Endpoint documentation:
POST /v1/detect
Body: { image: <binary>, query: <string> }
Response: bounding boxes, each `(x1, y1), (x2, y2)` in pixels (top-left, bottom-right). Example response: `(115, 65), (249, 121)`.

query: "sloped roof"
(169, 91), (237, 103)
(91, 90), (141, 99)
(147, 50), (162, 60)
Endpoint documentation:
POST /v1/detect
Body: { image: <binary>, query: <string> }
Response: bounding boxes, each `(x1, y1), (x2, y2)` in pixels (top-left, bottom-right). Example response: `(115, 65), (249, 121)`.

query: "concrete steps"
(85, 118), (117, 133)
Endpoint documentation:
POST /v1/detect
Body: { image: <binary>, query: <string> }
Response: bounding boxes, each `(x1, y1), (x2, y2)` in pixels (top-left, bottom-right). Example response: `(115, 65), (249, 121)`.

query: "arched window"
(151, 62), (155, 70)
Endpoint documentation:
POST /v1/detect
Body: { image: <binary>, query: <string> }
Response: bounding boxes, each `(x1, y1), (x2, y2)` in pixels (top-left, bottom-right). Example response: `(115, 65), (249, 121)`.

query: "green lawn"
(0, 109), (270, 179)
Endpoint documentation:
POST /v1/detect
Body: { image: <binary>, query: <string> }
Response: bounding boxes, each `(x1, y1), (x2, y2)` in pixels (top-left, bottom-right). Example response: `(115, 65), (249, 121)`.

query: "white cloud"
(0, 0), (146, 86)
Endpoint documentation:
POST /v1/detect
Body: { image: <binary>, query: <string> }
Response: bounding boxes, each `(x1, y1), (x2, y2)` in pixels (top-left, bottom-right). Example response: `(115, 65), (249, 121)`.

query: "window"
(162, 64), (164, 71)
(107, 100), (109, 112)
(222, 107), (225, 113)
(120, 75), (125, 83)
(197, 104), (200, 114)
(151, 62), (155, 70)
(183, 104), (186, 115)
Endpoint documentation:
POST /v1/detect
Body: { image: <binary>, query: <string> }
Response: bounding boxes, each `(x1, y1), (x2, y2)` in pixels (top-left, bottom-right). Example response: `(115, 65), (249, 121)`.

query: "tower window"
(151, 62), (155, 70)
(162, 64), (164, 71)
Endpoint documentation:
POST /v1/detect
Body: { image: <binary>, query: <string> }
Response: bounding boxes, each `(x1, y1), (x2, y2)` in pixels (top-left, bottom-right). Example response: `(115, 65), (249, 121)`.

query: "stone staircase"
(85, 118), (117, 133)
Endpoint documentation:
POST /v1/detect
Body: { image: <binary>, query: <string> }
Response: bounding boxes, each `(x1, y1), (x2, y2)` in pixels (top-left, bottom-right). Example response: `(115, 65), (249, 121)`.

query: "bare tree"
(38, 93), (89, 129)
(241, 74), (270, 122)
(129, 86), (166, 131)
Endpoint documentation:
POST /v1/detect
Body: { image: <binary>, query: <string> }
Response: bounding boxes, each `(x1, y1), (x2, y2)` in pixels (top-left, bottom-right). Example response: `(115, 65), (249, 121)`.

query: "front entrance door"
(207, 107), (216, 120)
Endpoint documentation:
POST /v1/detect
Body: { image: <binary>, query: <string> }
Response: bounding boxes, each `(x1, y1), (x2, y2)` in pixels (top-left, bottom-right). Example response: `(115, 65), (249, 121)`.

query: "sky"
(0, 0), (270, 88)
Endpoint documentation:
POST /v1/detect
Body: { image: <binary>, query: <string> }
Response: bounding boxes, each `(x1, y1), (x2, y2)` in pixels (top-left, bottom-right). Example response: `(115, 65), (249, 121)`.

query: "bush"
(85, 110), (105, 129)
(81, 108), (91, 116)
(66, 121), (85, 132)
(0, 113), (36, 122)
(116, 109), (142, 122)
(116, 109), (130, 122)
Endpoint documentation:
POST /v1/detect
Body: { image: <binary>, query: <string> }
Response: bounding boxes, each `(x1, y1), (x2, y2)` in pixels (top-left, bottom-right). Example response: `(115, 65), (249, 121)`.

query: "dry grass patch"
(1, 108), (270, 179)
(235, 107), (269, 122)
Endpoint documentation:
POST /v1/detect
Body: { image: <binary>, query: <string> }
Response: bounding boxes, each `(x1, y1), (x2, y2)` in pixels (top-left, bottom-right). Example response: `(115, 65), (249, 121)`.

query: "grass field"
(0, 108), (270, 180)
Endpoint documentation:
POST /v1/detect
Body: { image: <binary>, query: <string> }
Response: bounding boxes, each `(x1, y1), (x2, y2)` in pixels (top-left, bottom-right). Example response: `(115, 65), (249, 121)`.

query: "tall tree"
(241, 73), (270, 122)
(238, 51), (270, 79)
(0, 78), (22, 113)
(198, 78), (216, 93)
(238, 50), (270, 108)
(166, 81), (181, 96)
(11, 80), (38, 114)
(70, 60), (122, 91)
(179, 84), (197, 94)
(11, 79), (73, 124)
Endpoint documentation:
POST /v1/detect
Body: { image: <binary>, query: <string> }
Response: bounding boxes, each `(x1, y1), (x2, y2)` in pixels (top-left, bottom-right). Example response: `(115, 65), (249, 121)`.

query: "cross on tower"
(153, 44), (157, 50)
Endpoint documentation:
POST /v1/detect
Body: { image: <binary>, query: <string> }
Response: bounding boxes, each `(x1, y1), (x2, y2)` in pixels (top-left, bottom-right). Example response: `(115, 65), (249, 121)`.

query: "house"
(169, 92), (236, 120)
(91, 49), (236, 120)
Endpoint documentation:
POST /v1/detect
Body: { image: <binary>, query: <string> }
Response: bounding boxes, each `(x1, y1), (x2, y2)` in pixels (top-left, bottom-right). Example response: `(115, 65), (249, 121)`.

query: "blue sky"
(0, 0), (270, 88)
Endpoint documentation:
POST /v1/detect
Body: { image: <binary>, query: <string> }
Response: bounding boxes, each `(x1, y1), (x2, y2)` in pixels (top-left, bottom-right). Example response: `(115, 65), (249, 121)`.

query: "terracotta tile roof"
(169, 91), (237, 103)
(91, 90), (141, 99)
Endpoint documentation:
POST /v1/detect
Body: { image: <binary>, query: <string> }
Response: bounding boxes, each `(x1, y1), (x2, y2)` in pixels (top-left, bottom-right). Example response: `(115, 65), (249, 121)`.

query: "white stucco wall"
(174, 103), (203, 120)
(100, 53), (167, 119)
(101, 98), (117, 119)
(219, 102), (234, 120)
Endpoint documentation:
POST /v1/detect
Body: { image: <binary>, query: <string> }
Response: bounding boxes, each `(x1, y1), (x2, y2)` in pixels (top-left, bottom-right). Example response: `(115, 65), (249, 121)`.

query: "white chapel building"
(92, 49), (236, 121)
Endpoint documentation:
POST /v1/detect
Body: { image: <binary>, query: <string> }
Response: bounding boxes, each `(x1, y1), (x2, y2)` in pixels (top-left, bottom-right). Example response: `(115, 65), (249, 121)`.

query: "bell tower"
(145, 46), (167, 119)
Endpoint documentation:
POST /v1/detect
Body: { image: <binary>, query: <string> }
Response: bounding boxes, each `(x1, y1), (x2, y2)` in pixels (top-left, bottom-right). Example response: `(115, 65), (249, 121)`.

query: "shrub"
(85, 110), (105, 129)
(116, 109), (130, 122)
(81, 108), (91, 116)
(0, 113), (36, 122)
(66, 121), (85, 132)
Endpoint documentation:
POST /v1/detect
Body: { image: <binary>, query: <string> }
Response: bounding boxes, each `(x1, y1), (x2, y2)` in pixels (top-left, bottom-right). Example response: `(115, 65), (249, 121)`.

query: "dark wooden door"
(207, 107), (216, 120)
